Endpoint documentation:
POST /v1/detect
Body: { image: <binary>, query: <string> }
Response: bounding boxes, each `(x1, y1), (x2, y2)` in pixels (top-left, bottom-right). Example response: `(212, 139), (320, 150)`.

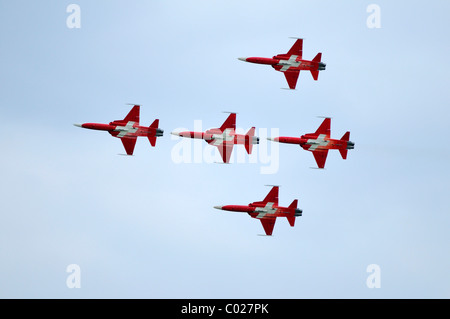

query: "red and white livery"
(214, 186), (302, 236)
(74, 105), (163, 155)
(269, 117), (354, 169)
(238, 38), (326, 90)
(171, 113), (259, 163)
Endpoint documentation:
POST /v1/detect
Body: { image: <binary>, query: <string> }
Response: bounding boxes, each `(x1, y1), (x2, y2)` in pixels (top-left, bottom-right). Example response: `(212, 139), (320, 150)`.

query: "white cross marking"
(212, 128), (235, 146)
(255, 202), (277, 219)
(115, 121), (138, 137)
(307, 134), (329, 151)
(279, 55), (301, 71)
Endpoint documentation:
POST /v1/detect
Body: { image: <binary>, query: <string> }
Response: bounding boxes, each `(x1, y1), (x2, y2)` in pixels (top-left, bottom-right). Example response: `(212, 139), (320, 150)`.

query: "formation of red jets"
(75, 38), (354, 236)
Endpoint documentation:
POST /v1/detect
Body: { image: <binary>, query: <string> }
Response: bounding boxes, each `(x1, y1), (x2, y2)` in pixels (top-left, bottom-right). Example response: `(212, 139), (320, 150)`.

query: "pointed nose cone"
(73, 123), (83, 128)
(213, 206), (223, 210)
(237, 57), (248, 62)
(170, 131), (180, 136)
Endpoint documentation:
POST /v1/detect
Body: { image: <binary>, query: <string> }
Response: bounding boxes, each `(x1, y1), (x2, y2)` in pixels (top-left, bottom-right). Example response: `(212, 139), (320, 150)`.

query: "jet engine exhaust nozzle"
(347, 141), (355, 149)
(295, 209), (303, 217)
(318, 62), (326, 71)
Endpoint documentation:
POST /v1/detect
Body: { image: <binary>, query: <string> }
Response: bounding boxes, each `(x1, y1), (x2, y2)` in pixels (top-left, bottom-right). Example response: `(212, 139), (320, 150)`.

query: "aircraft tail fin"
(310, 70), (319, 81)
(288, 199), (298, 209)
(310, 53), (322, 80)
(312, 52), (322, 63)
(287, 199), (298, 227)
(148, 119), (160, 147)
(339, 131), (351, 159)
(245, 127), (257, 154)
(341, 131), (350, 141)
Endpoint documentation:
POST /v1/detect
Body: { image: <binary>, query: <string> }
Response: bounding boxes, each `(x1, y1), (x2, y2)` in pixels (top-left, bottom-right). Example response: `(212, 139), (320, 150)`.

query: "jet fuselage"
(174, 128), (259, 146)
(214, 203), (302, 217)
(273, 134), (354, 152)
(239, 55), (325, 73)
(76, 121), (164, 138)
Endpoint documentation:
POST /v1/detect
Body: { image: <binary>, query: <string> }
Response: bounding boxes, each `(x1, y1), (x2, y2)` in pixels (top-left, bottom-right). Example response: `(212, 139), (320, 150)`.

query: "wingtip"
(316, 115), (332, 119)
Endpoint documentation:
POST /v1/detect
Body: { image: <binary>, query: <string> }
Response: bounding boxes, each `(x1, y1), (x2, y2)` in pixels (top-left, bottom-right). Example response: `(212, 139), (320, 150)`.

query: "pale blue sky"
(0, 0), (449, 298)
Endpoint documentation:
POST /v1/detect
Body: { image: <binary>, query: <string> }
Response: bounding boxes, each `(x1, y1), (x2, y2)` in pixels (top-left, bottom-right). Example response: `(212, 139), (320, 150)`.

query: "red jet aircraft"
(170, 113), (259, 163)
(268, 117), (354, 169)
(74, 105), (163, 155)
(214, 186), (302, 236)
(238, 38), (326, 89)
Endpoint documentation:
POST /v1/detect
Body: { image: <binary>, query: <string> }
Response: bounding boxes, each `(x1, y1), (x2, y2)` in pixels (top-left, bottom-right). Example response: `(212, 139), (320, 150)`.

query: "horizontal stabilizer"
(148, 136), (157, 147)
(312, 52), (322, 63)
(288, 199), (298, 209)
(339, 132), (350, 159)
(341, 131), (350, 142)
(149, 119), (159, 130)
(245, 127), (256, 154)
(287, 215), (296, 227)
(311, 53), (322, 81)
(339, 149), (348, 160)
(287, 199), (298, 227)
(148, 119), (160, 147)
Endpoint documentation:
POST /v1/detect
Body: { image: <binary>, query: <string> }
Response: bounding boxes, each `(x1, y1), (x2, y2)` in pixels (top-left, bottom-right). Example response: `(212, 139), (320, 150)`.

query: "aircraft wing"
(123, 105), (140, 125)
(219, 113), (236, 132)
(121, 136), (137, 155)
(287, 38), (303, 58)
(216, 142), (234, 163)
(312, 150), (328, 169)
(315, 118), (331, 137)
(260, 217), (277, 236)
(283, 71), (300, 90)
(262, 186), (279, 205)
